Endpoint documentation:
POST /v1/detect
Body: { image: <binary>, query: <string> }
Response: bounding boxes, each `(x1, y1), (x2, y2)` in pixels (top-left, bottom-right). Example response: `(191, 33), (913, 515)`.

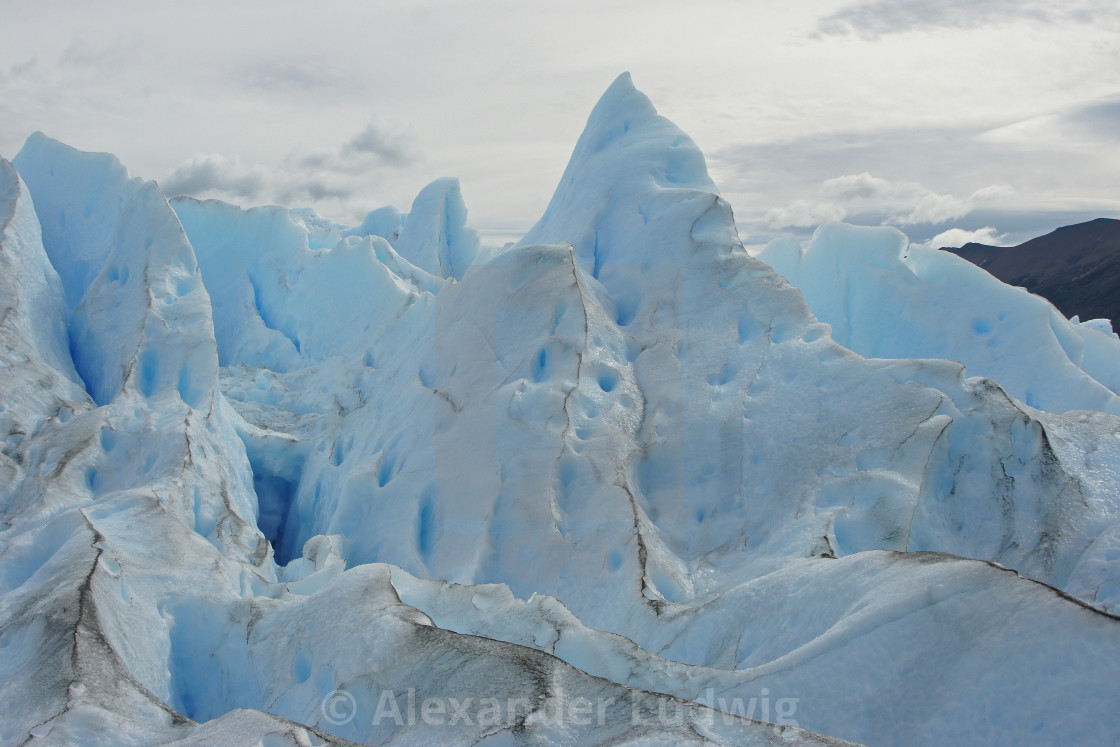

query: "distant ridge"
(944, 218), (1120, 331)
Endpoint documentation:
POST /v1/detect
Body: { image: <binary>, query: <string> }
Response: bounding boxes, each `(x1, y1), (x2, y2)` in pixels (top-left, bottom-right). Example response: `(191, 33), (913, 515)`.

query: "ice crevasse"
(0, 73), (1119, 745)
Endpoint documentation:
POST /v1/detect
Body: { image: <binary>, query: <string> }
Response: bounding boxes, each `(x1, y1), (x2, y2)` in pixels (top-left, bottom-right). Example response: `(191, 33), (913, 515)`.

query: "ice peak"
(395, 176), (480, 281)
(0, 157), (82, 385)
(14, 131), (141, 309)
(19, 131), (134, 184)
(579, 71), (658, 147)
(519, 72), (728, 292)
(589, 72), (646, 117)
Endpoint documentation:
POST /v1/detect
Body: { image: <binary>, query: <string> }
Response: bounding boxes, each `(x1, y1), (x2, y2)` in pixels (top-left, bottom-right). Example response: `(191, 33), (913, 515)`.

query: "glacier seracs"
(1, 73), (1119, 745)
(758, 223), (1120, 414)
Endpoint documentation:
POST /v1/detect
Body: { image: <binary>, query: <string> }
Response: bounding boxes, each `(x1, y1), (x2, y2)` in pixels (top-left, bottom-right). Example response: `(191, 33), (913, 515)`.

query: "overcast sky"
(2, 0), (1119, 249)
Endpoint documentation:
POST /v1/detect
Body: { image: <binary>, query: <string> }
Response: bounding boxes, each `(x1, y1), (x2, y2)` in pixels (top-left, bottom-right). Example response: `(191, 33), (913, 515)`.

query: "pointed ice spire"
(518, 72), (742, 330)
(561, 72), (663, 163)
(14, 133), (219, 408)
(14, 132), (142, 310)
(519, 73), (735, 271)
(0, 158), (80, 383)
(394, 177), (480, 281)
(69, 180), (219, 407)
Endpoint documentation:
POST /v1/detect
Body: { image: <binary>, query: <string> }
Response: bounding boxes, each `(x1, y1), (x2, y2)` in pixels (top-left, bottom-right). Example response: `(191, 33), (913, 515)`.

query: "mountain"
(945, 218), (1120, 331)
(2, 74), (1120, 745)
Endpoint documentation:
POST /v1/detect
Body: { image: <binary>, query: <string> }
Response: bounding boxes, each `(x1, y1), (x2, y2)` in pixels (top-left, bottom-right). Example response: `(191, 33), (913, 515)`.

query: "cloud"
(981, 93), (1120, 146)
(969, 185), (1019, 203)
(60, 38), (133, 68)
(711, 117), (1120, 249)
(711, 126), (992, 215)
(160, 117), (422, 221)
(1073, 97), (1120, 138)
(926, 226), (1008, 248)
(891, 192), (972, 225)
(815, 0), (1114, 39)
(161, 154), (267, 200)
(3, 57), (37, 78)
(765, 200), (846, 230)
(340, 118), (419, 167)
(821, 172), (893, 201)
(239, 58), (357, 96)
(286, 118), (419, 175)
(763, 171), (1017, 230)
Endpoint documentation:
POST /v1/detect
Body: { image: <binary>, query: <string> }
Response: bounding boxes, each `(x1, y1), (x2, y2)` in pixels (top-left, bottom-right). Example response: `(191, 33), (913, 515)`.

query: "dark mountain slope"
(945, 218), (1120, 329)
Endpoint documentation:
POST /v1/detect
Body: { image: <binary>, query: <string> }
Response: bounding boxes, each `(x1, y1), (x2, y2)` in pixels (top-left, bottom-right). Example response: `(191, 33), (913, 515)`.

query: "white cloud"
(926, 226), (1008, 248)
(886, 182), (1018, 225)
(969, 184), (1019, 203)
(765, 172), (1018, 233)
(821, 172), (894, 201)
(890, 192), (972, 225)
(765, 199), (847, 230)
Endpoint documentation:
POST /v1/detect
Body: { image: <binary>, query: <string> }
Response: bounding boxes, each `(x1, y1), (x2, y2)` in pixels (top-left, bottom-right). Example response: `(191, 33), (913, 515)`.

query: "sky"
(2, 0), (1119, 250)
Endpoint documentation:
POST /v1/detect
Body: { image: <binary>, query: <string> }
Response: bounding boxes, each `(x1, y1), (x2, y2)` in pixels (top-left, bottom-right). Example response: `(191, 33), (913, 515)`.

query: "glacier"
(758, 224), (1120, 415)
(1, 72), (1119, 745)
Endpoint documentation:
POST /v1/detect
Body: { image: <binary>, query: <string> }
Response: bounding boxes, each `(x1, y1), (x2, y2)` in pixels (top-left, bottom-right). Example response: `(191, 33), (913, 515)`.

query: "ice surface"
(392, 177), (480, 281)
(342, 204), (403, 243)
(2, 73), (1120, 746)
(758, 224), (1120, 414)
(171, 197), (443, 371)
(1072, 316), (1118, 337)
